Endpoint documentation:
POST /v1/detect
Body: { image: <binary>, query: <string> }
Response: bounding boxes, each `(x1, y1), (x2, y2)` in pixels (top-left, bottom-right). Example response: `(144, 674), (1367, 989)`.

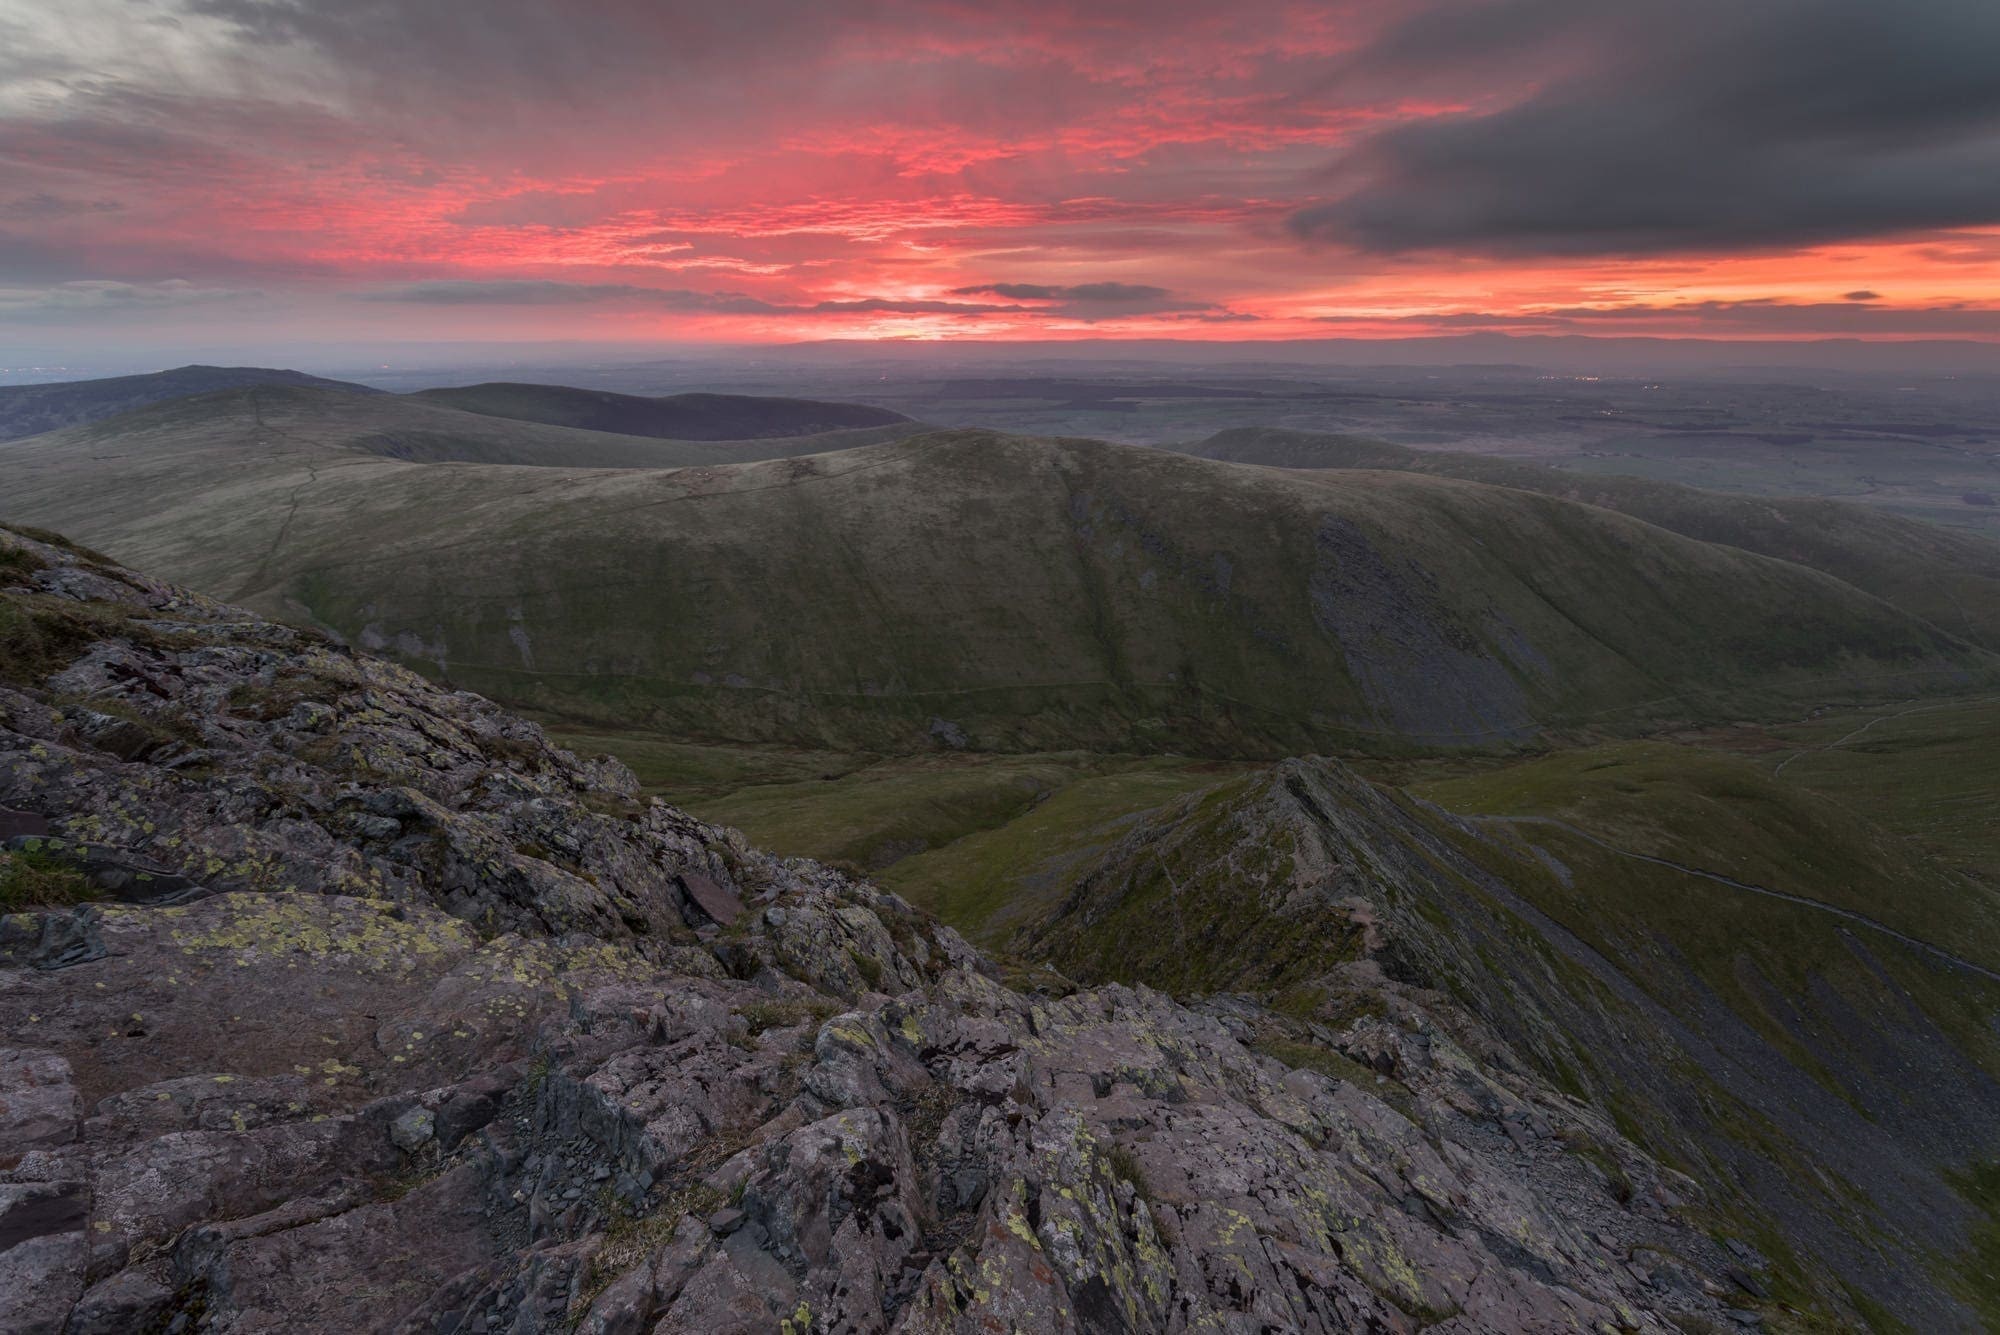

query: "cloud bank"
(0, 0), (1995, 345)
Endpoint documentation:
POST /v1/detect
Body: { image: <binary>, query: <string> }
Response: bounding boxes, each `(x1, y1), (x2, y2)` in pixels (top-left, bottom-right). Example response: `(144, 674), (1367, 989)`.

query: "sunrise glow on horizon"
(5, 0), (2000, 352)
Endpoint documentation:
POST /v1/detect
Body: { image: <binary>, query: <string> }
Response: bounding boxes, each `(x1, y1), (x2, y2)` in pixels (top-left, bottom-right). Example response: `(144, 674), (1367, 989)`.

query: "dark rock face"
(0, 806), (51, 840)
(1308, 514), (1543, 744)
(0, 527), (1746, 1332)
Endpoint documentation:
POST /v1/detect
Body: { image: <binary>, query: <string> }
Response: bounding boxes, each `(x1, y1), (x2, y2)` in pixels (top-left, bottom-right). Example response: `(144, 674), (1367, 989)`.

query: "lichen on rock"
(0, 524), (1752, 1333)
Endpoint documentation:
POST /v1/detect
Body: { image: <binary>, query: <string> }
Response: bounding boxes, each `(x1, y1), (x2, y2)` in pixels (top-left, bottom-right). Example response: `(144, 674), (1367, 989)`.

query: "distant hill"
(0, 387), (1988, 755)
(1187, 425), (2000, 651)
(11, 383), (920, 470)
(0, 364), (376, 441)
(413, 381), (910, 440)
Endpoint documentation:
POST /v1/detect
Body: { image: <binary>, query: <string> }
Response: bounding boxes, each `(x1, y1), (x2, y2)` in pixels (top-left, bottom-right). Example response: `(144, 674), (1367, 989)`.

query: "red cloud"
(3, 1), (1997, 345)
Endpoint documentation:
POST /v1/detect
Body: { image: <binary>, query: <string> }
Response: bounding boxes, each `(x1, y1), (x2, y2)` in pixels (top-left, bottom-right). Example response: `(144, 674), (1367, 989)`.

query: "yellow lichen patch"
(1213, 1205), (1253, 1246)
(825, 1021), (875, 1050)
(1002, 1179), (1044, 1251)
(553, 940), (658, 983)
(1340, 1232), (1441, 1317)
(160, 895), (474, 973)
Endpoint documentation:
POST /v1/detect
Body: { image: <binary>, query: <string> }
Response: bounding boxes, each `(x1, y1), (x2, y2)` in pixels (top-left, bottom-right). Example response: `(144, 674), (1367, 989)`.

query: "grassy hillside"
(27, 382), (918, 469)
(1020, 748), (2000, 1330)
(1683, 693), (2000, 883)
(538, 720), (1249, 945)
(1408, 740), (2000, 973)
(414, 382), (910, 439)
(876, 761), (1241, 943)
(0, 364), (376, 441)
(1189, 426), (2000, 650)
(2, 393), (1992, 755)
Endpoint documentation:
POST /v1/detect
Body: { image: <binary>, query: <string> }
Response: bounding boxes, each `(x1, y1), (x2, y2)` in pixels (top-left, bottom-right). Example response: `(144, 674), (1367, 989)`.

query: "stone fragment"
(389, 1106), (436, 1153)
(0, 1049), (78, 1150)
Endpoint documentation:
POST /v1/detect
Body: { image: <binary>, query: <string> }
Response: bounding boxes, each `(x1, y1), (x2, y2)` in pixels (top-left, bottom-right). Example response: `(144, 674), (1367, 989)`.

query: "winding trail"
(234, 392), (323, 601)
(1474, 812), (2000, 985)
(1772, 693), (2000, 777)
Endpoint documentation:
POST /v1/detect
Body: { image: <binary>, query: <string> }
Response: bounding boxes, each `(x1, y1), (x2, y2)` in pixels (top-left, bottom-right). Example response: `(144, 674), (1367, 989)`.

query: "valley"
(552, 687), (2000, 956)
(5, 367), (2000, 1332)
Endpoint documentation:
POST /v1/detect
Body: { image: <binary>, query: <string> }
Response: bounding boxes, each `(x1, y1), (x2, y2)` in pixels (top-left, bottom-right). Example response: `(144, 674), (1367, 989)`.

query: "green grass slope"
(688, 752), (1078, 869)
(536, 722), (1249, 945)
(1023, 748), (2000, 1330)
(0, 364), (377, 441)
(1408, 740), (2000, 976)
(1684, 693), (2000, 884)
(414, 382), (910, 439)
(2, 401), (1992, 755)
(876, 760), (1241, 944)
(1189, 426), (2000, 650)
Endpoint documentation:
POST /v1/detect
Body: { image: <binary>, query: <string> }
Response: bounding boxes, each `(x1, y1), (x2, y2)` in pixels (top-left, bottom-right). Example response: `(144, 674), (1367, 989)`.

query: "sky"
(3, 0), (2000, 355)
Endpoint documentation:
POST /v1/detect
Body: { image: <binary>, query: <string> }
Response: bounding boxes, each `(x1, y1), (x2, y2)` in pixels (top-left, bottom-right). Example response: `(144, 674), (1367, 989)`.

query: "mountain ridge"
(413, 380), (912, 440)
(1020, 750), (2000, 1329)
(1, 393), (1991, 756)
(0, 364), (378, 441)
(1187, 424), (2000, 651)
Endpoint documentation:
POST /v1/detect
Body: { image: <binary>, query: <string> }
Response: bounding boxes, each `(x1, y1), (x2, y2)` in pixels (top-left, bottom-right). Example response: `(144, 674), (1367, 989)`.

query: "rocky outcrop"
(0, 526), (1753, 1332)
(1030, 757), (2000, 1331)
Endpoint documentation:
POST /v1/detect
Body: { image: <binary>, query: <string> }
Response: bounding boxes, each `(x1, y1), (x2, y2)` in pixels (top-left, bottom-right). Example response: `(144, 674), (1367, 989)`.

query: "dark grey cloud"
(954, 283), (1057, 299)
(953, 282), (1175, 302)
(182, 0), (858, 99)
(1843, 291), (1880, 301)
(169, 0), (1120, 164)
(1292, 0), (2000, 255)
(948, 280), (1229, 320)
(0, 279), (258, 321)
(1312, 299), (2000, 336)
(952, 281), (1178, 303)
(361, 280), (1024, 317)
(361, 281), (785, 313)
(806, 297), (1022, 315)
(1545, 301), (2000, 335)
(2, 193), (123, 219)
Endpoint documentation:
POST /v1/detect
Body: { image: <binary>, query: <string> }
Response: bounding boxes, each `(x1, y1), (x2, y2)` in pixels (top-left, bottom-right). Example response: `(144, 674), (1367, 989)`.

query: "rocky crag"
(1029, 761), (2000, 1330)
(2, 525), (1782, 1331)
